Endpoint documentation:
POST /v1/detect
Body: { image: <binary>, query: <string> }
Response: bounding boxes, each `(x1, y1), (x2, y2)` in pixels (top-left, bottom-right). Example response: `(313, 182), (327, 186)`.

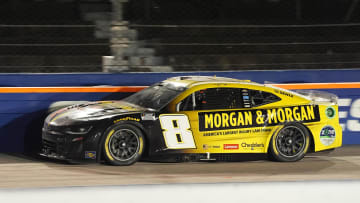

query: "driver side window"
(178, 94), (194, 111)
(178, 88), (244, 111)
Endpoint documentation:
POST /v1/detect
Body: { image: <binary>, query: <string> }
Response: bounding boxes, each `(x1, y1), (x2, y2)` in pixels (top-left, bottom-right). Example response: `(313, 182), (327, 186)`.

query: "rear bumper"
(308, 122), (342, 152)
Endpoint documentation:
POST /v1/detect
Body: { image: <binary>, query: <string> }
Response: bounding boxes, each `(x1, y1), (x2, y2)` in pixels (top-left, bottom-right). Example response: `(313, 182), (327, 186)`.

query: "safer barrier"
(0, 69), (359, 153)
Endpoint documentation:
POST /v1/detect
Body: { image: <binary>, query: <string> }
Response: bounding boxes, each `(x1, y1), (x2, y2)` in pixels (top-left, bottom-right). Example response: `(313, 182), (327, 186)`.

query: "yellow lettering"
(222, 113), (229, 127)
(205, 114), (213, 129)
(237, 112), (244, 126)
(267, 109), (277, 124)
(301, 106), (308, 120)
(214, 113), (221, 128)
(256, 110), (264, 124)
(278, 108), (285, 122)
(285, 108), (294, 121)
(113, 117), (140, 123)
(230, 112), (236, 126)
(293, 107), (301, 120)
(307, 105), (315, 120)
(244, 111), (253, 125)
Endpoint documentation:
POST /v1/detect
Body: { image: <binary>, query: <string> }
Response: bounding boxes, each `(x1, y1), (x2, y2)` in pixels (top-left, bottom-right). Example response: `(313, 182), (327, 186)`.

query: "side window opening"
(178, 93), (194, 111)
(178, 88), (245, 111)
(249, 90), (281, 107)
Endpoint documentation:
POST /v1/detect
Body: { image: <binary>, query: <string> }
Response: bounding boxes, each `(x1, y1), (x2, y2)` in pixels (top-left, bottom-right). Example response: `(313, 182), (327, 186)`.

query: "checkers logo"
(224, 144), (239, 150)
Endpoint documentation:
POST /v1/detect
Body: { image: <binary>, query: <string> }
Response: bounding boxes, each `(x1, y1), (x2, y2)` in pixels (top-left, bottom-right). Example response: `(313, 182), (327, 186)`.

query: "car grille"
(42, 139), (57, 154)
(42, 133), (66, 155)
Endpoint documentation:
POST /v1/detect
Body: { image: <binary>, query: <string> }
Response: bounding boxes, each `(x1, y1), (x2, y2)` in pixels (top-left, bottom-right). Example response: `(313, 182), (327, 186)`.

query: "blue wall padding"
(1, 69), (360, 87)
(0, 69), (359, 153)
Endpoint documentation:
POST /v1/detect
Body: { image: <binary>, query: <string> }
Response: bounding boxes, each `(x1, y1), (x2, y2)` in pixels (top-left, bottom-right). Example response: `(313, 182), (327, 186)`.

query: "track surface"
(0, 146), (359, 189)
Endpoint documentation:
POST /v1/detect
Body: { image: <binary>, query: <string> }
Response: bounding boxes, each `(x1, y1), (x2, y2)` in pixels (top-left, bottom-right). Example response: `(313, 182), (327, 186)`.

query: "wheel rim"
(108, 129), (140, 161)
(275, 126), (306, 157)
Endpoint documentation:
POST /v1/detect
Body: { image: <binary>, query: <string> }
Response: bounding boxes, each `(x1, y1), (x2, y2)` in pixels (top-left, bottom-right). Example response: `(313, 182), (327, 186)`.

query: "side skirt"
(143, 153), (268, 163)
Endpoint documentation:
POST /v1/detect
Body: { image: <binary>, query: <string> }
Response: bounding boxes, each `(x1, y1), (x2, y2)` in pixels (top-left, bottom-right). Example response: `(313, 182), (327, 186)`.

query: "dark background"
(1, 0), (360, 72)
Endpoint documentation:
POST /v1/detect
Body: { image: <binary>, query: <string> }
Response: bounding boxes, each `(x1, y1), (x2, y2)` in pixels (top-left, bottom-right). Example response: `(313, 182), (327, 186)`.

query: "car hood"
(46, 101), (147, 126)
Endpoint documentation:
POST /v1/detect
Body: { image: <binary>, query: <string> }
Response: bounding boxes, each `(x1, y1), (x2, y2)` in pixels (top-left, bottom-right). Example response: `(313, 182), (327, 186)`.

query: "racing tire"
(269, 123), (310, 162)
(102, 123), (145, 166)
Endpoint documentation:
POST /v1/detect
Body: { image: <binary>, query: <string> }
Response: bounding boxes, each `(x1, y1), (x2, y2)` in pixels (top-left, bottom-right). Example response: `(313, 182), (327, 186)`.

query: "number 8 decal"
(159, 114), (196, 149)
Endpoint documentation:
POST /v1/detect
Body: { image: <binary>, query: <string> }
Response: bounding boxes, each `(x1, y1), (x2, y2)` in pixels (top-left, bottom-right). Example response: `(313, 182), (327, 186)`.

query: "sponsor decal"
(274, 89), (293, 97)
(279, 90), (293, 97)
(203, 144), (220, 150)
(224, 144), (239, 150)
(85, 151), (96, 159)
(325, 106), (336, 119)
(202, 128), (271, 136)
(320, 126), (336, 146)
(113, 117), (140, 123)
(198, 105), (320, 131)
(141, 113), (156, 120)
(241, 142), (264, 150)
(242, 90), (251, 107)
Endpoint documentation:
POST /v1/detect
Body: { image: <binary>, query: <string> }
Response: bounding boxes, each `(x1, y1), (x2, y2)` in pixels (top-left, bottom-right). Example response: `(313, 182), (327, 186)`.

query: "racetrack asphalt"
(0, 146), (359, 189)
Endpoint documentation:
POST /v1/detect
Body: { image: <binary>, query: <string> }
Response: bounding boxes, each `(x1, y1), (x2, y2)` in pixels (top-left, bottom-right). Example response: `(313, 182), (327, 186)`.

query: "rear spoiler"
(293, 90), (338, 105)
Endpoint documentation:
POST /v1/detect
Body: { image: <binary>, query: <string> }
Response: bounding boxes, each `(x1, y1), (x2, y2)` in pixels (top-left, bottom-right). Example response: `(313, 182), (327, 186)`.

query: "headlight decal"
(65, 126), (93, 135)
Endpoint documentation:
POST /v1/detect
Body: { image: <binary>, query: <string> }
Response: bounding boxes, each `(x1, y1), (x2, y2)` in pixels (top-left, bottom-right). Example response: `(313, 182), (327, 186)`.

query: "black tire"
(102, 123), (145, 166)
(269, 123), (310, 162)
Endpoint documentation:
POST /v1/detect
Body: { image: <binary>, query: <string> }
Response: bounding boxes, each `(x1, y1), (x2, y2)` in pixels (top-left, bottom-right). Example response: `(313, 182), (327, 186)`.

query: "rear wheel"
(269, 123), (310, 162)
(102, 124), (145, 166)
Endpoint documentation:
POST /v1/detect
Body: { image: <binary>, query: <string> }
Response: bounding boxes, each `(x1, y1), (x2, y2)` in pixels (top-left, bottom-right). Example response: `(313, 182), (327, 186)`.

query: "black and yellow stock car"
(41, 76), (342, 165)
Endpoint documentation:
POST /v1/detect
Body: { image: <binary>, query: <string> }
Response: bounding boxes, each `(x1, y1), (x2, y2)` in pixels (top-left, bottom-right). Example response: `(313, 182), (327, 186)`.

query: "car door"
(174, 87), (248, 153)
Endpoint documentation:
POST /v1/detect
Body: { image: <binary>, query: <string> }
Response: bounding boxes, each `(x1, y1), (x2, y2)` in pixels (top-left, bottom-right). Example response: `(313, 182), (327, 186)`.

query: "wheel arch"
(265, 125), (282, 153)
(267, 121), (312, 162)
(96, 120), (149, 163)
(265, 122), (314, 153)
(302, 124), (315, 153)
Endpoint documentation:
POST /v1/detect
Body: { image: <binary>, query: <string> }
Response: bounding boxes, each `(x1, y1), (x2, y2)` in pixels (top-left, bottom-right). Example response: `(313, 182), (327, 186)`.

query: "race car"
(41, 76), (342, 165)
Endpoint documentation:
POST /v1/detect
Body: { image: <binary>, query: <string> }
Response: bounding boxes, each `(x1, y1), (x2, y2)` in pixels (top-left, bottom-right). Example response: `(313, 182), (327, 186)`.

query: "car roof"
(165, 76), (312, 105)
(165, 76), (257, 88)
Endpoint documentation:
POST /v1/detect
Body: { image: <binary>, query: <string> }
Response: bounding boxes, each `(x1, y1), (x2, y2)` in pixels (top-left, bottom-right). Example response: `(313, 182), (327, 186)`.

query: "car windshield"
(123, 82), (186, 110)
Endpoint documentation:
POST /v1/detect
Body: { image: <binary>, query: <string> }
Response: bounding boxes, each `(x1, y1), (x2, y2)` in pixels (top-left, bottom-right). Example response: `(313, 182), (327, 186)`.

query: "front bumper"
(40, 128), (99, 162)
(39, 152), (70, 161)
(41, 130), (82, 160)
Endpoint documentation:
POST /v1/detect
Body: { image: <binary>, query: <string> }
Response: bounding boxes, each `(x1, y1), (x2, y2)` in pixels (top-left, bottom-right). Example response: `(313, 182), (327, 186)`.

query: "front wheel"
(102, 124), (145, 166)
(269, 123), (310, 162)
